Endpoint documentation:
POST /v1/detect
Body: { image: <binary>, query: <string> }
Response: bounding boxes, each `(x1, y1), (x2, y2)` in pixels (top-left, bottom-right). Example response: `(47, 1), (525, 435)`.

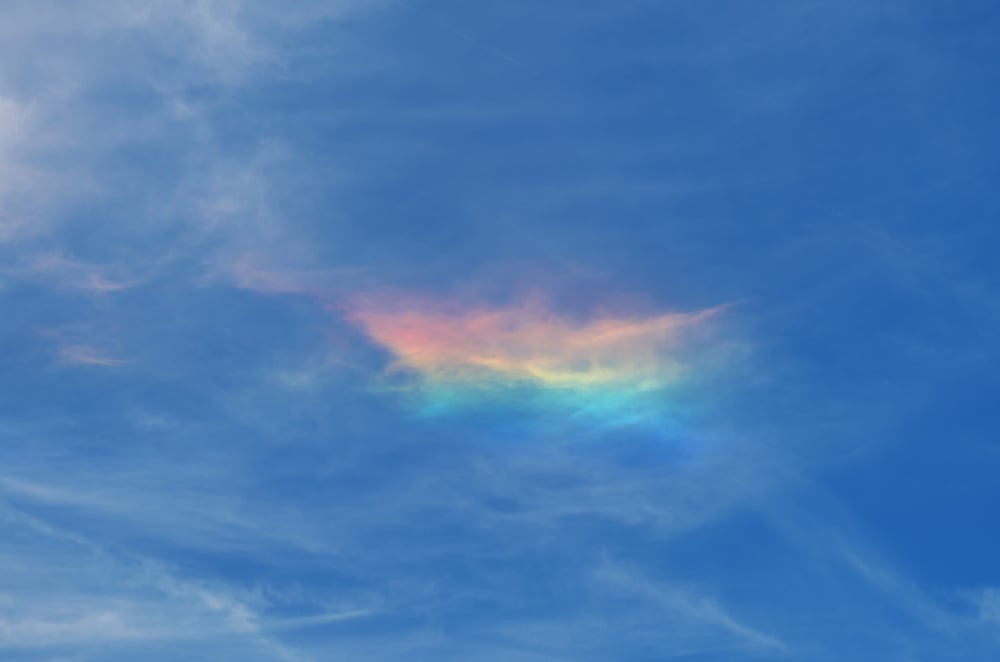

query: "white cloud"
(592, 558), (788, 653)
(976, 588), (1000, 624)
(0, 495), (357, 659)
(0, 0), (378, 250)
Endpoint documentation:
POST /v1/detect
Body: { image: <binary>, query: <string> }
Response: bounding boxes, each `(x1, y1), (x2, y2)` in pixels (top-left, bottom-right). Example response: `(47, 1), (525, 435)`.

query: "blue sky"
(2, 1), (1000, 660)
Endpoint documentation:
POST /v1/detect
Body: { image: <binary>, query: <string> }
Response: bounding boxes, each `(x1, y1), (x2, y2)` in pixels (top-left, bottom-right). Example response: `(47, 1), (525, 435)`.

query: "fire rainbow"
(343, 294), (727, 430)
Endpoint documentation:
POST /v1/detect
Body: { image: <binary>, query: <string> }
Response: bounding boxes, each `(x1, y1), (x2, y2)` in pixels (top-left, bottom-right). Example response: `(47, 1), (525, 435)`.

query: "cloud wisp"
(56, 345), (127, 367)
(343, 293), (728, 430)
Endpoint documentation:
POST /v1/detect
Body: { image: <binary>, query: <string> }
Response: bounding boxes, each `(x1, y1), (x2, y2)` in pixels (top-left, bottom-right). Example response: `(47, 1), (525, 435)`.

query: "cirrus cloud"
(343, 292), (730, 428)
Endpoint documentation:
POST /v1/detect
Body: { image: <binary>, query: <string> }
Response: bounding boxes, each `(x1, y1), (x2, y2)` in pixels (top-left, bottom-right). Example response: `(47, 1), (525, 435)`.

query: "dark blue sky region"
(2, 1), (1000, 660)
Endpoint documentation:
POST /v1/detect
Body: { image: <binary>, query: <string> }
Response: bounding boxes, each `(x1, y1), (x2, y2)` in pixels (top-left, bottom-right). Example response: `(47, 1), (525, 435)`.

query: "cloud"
(0, 93), (66, 243)
(0, 487), (368, 659)
(591, 558), (788, 654)
(56, 345), (127, 367)
(0, 0), (381, 256)
(0, 1), (996, 660)
(11, 253), (142, 293)
(342, 292), (728, 427)
(228, 258), (327, 296)
(975, 588), (1000, 625)
(0, 609), (147, 648)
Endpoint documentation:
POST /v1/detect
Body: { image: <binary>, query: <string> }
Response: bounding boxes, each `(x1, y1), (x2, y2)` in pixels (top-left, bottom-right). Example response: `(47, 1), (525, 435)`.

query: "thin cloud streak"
(56, 345), (127, 367)
(13, 253), (144, 293)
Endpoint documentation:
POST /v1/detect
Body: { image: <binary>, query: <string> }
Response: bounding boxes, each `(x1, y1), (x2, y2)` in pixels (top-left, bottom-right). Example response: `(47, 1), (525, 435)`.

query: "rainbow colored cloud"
(343, 294), (728, 430)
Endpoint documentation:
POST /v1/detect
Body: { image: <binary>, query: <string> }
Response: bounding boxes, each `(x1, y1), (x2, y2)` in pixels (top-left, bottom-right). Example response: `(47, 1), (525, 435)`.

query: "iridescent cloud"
(342, 293), (727, 428)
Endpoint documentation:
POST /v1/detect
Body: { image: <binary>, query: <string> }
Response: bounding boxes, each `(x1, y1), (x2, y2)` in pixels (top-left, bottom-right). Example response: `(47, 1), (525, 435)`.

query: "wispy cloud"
(0, 1), (994, 660)
(56, 345), (127, 367)
(226, 253), (340, 297)
(0, 488), (368, 659)
(343, 292), (728, 426)
(12, 253), (143, 293)
(592, 558), (789, 654)
(974, 588), (1000, 626)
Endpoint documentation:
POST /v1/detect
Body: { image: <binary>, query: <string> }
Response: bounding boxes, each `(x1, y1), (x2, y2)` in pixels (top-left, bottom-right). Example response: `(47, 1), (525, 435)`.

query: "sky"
(2, 1), (1000, 660)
